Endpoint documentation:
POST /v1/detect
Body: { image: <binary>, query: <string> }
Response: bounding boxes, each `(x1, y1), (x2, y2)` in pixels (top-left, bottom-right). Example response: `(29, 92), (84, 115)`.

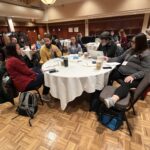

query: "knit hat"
(100, 31), (111, 40)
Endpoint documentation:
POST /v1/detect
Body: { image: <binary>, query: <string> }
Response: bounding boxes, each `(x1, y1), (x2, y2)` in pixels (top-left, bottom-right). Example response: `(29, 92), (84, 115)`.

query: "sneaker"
(42, 94), (51, 102)
(104, 97), (115, 108)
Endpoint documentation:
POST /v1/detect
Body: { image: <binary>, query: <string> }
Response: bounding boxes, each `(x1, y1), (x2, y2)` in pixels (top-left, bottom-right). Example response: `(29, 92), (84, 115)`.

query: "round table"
(42, 55), (118, 110)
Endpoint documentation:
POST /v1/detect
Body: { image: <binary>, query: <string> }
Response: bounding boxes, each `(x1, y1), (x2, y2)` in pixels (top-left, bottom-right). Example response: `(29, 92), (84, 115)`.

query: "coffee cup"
(84, 52), (89, 58)
(78, 51), (83, 57)
(96, 60), (102, 70)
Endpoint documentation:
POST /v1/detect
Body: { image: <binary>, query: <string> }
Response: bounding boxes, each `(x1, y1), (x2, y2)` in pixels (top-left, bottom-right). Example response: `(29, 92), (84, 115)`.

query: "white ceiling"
(0, 0), (85, 10)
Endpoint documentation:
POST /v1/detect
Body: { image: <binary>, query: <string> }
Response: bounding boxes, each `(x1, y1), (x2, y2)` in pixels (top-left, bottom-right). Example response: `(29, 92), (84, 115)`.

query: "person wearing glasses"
(97, 31), (118, 57)
(104, 33), (150, 108)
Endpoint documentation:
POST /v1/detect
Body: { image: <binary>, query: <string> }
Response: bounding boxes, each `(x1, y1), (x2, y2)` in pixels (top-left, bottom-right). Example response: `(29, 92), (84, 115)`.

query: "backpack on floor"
(13, 92), (38, 126)
(97, 103), (124, 131)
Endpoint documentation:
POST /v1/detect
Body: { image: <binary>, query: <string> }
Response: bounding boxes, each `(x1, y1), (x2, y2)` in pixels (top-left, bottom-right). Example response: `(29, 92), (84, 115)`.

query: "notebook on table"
(88, 50), (104, 59)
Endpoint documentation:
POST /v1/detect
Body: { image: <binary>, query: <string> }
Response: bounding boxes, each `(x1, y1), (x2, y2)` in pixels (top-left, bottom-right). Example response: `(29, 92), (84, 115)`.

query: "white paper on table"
(103, 62), (120, 67)
(80, 61), (96, 67)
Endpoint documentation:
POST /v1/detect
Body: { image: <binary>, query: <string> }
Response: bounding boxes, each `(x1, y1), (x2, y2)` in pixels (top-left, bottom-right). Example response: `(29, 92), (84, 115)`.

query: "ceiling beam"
(20, 0), (39, 4)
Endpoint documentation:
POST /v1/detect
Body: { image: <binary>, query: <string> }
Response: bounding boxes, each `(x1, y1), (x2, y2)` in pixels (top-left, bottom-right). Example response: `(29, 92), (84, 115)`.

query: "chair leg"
(124, 113), (132, 136)
(129, 96), (136, 115)
(131, 105), (136, 115)
(140, 94), (145, 100)
(36, 89), (44, 105)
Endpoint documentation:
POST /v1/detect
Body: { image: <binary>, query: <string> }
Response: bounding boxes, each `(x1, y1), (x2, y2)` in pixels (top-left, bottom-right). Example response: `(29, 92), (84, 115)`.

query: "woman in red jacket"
(5, 43), (50, 101)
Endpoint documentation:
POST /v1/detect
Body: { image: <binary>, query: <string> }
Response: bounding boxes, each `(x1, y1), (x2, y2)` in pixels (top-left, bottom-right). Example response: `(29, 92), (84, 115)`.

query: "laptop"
(88, 50), (104, 59)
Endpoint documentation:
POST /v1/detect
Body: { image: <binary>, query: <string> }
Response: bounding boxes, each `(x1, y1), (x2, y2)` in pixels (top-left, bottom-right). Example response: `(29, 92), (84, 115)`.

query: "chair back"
(2, 72), (19, 99)
(133, 72), (150, 103)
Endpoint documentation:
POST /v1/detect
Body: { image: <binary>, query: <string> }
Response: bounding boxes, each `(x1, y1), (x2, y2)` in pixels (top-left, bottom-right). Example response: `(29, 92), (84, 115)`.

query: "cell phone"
(49, 69), (58, 73)
(103, 67), (112, 69)
(92, 61), (96, 64)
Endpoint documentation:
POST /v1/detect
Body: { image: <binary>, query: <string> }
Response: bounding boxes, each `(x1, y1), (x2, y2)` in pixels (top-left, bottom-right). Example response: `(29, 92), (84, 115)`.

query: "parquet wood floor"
(0, 92), (150, 150)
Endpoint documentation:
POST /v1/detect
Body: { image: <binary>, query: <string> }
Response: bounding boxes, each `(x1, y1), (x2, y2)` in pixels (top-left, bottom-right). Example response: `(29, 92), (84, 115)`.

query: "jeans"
(108, 69), (141, 99)
(26, 67), (50, 95)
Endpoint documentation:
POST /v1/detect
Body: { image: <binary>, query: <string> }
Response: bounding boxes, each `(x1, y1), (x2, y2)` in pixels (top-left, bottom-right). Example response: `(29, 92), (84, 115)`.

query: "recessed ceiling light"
(41, 0), (56, 5)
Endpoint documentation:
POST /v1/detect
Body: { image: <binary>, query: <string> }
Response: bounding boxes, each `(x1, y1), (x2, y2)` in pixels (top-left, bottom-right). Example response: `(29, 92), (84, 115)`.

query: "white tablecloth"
(42, 56), (117, 110)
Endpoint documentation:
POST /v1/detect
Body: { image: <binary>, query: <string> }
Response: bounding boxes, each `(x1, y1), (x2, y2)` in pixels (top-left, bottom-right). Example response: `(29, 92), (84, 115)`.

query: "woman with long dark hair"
(104, 33), (150, 108)
(5, 43), (50, 101)
(68, 36), (82, 54)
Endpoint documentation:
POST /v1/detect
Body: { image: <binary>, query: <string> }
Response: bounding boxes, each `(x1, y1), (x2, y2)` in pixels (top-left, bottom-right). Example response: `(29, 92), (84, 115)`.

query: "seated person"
(11, 37), (33, 68)
(104, 33), (150, 108)
(36, 34), (44, 49)
(97, 31), (117, 57)
(5, 43), (50, 101)
(68, 36), (82, 54)
(55, 39), (63, 52)
(110, 30), (119, 43)
(0, 47), (5, 66)
(19, 37), (26, 48)
(40, 34), (62, 64)
(76, 33), (87, 52)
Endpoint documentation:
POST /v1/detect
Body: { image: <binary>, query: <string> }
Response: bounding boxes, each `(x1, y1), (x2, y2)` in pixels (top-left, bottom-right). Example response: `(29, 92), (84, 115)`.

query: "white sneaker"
(42, 94), (51, 102)
(104, 97), (115, 108)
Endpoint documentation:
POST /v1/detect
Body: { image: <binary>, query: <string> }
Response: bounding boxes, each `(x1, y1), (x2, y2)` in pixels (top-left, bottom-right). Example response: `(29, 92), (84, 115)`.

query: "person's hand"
(52, 48), (57, 52)
(31, 44), (36, 51)
(104, 56), (109, 61)
(124, 76), (134, 83)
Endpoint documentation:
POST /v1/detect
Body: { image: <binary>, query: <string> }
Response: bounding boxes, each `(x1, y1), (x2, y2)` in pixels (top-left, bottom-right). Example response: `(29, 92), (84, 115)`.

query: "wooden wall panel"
(0, 14), (146, 42)
(14, 26), (39, 44)
(49, 20), (85, 39)
(0, 24), (46, 44)
(27, 31), (38, 44)
(0, 26), (9, 32)
(89, 14), (144, 36)
(38, 26), (46, 38)
(14, 26), (38, 33)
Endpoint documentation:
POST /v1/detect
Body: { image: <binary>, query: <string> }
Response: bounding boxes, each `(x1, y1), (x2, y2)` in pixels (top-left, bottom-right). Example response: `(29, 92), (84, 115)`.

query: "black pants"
(26, 67), (50, 95)
(108, 69), (141, 99)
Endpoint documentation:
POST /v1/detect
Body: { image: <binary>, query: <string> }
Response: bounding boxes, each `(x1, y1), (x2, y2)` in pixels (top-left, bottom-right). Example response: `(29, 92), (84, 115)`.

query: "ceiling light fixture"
(41, 0), (56, 5)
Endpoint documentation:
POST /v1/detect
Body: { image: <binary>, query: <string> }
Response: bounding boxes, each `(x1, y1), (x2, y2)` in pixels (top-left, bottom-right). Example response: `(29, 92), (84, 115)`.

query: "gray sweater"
(108, 48), (150, 79)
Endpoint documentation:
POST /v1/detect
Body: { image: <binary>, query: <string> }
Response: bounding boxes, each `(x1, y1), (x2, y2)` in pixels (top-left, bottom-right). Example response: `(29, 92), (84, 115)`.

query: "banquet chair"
(99, 72), (150, 136)
(0, 73), (19, 105)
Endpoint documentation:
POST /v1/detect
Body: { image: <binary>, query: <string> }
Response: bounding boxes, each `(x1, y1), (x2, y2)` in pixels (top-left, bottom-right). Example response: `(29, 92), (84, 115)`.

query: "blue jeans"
(26, 68), (50, 95)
